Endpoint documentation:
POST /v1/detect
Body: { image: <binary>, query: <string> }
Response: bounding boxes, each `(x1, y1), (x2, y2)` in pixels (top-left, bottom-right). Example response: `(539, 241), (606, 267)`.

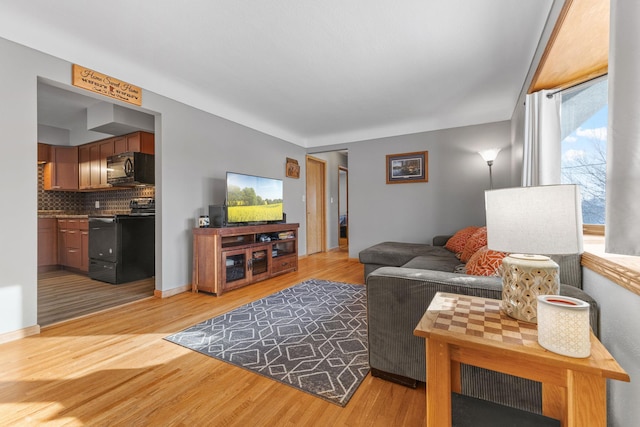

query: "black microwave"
(107, 152), (155, 186)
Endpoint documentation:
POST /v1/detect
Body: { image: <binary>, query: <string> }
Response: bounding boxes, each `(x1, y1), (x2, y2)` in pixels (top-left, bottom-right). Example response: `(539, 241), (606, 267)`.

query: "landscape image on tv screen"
(226, 172), (283, 224)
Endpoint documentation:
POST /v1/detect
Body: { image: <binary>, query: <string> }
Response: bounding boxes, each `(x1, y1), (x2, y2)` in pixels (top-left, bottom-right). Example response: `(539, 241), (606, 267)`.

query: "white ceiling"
(0, 0), (555, 148)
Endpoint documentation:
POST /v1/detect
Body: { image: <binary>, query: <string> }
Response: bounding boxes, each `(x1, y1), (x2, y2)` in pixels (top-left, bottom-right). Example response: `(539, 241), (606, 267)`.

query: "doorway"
(306, 155), (326, 255)
(338, 166), (348, 250)
(37, 81), (157, 326)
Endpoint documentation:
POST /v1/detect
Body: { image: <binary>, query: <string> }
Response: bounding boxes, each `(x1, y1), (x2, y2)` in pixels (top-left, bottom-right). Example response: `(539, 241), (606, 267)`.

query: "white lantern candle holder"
(537, 295), (591, 358)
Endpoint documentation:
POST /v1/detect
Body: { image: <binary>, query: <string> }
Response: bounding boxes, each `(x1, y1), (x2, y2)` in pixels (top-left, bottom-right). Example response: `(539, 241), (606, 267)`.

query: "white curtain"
(522, 90), (561, 186)
(606, 0), (640, 256)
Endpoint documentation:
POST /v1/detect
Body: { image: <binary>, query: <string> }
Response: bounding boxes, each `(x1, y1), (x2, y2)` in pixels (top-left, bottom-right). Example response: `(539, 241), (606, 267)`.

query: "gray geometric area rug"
(165, 279), (369, 406)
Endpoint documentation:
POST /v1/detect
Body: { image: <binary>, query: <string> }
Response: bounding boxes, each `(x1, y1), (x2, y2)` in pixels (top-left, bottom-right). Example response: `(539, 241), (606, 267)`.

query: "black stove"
(88, 198), (155, 284)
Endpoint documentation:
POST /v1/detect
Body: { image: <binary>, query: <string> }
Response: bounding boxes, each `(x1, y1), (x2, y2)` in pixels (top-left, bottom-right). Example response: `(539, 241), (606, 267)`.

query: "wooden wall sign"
(72, 64), (142, 106)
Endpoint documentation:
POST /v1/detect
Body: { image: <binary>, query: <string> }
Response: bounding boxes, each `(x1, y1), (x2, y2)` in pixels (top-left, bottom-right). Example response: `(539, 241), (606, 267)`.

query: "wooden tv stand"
(192, 223), (299, 295)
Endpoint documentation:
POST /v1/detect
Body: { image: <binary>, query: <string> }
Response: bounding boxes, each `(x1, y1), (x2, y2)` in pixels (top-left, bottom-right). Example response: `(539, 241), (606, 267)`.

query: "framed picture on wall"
(386, 151), (428, 184)
(286, 157), (300, 179)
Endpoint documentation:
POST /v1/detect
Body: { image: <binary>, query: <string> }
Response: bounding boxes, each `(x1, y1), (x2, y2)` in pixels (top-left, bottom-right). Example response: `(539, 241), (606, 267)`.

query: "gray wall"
(346, 122), (511, 258)
(0, 37), (44, 333)
(0, 36), (306, 336)
(145, 92), (307, 292)
(582, 270), (639, 427)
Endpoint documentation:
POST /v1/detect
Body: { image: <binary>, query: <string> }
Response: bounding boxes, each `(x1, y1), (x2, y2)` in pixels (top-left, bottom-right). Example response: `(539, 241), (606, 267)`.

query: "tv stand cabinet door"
(221, 248), (251, 292)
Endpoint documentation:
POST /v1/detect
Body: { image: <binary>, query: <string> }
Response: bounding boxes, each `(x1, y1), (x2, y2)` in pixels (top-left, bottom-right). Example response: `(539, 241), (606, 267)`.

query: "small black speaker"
(209, 205), (226, 227)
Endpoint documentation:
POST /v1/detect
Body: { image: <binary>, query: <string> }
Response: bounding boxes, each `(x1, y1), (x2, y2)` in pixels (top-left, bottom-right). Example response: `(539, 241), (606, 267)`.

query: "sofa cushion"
(460, 226), (488, 262)
(402, 254), (462, 272)
(445, 226), (479, 255)
(359, 241), (440, 267)
(465, 245), (508, 276)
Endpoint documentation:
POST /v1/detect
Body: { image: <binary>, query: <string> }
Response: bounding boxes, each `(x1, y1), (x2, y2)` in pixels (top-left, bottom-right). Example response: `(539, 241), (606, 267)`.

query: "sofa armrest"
(366, 267), (504, 382)
(366, 266), (599, 413)
(432, 235), (453, 246)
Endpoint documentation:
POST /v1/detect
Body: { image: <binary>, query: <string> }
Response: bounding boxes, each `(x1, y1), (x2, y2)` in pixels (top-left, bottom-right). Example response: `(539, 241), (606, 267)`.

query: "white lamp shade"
(479, 148), (501, 162)
(485, 185), (583, 255)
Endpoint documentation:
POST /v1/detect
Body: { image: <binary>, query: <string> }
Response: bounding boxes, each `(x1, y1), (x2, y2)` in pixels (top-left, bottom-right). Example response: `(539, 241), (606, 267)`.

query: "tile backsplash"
(37, 164), (155, 213)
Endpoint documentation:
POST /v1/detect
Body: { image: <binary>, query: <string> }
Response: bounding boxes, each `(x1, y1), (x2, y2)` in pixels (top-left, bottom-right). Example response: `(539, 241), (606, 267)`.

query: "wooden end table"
(413, 292), (630, 427)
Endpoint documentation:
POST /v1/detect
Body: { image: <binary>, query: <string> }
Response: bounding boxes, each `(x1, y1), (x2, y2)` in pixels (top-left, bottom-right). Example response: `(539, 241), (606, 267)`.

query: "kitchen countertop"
(38, 212), (88, 219)
(38, 210), (131, 218)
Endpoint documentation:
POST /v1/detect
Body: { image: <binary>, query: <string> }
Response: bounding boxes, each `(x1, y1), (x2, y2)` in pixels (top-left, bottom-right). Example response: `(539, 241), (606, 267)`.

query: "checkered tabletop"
(431, 293), (539, 346)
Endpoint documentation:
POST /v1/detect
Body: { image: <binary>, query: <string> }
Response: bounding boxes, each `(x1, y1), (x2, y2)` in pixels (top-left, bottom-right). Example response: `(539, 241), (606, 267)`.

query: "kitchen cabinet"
(57, 218), (88, 272)
(192, 223), (298, 295)
(37, 143), (51, 163)
(43, 146), (79, 190)
(79, 145), (91, 188)
(97, 139), (114, 185)
(80, 221), (89, 272)
(38, 218), (57, 271)
(43, 131), (153, 192)
(113, 131), (154, 155)
(113, 136), (127, 154)
(79, 139), (114, 190)
(57, 220), (67, 266)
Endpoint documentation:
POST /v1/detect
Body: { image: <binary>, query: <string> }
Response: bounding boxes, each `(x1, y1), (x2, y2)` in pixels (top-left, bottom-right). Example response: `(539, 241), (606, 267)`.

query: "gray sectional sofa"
(359, 237), (598, 414)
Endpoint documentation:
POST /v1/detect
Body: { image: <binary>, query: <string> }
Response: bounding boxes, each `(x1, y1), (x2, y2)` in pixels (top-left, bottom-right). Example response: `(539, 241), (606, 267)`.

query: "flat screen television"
(226, 172), (284, 225)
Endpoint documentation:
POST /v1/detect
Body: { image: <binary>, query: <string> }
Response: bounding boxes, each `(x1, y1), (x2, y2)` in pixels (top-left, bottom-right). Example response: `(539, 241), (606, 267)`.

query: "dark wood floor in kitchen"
(38, 270), (155, 326)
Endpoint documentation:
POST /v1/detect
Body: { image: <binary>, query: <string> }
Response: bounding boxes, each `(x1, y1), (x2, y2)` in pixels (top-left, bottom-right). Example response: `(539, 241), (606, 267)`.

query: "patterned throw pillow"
(460, 226), (487, 263)
(465, 245), (508, 276)
(444, 226), (479, 256)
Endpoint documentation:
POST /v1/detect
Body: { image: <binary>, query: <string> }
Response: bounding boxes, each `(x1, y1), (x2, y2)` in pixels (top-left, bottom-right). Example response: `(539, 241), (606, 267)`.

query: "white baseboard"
(0, 324), (40, 344)
(154, 284), (191, 298)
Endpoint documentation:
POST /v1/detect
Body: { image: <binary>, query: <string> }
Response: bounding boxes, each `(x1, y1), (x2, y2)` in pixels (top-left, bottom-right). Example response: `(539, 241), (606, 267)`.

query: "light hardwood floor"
(3, 251), (426, 426)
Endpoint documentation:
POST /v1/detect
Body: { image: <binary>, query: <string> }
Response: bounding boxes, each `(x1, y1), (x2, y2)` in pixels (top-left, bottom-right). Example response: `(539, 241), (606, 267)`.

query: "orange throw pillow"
(465, 246), (508, 276)
(444, 226), (479, 256)
(460, 226), (487, 263)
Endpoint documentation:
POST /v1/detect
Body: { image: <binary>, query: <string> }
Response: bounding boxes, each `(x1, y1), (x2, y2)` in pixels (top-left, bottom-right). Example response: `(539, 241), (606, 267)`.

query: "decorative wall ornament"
(286, 157), (300, 178)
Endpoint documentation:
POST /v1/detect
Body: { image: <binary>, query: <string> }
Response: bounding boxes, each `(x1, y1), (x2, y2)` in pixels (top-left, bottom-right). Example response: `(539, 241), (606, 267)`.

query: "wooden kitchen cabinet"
(43, 146), (79, 190)
(192, 223), (298, 295)
(44, 131), (153, 192)
(113, 131), (154, 155)
(57, 218), (88, 273)
(80, 220), (89, 272)
(113, 136), (126, 154)
(37, 143), (51, 163)
(78, 145), (91, 188)
(79, 139), (114, 190)
(96, 139), (114, 188)
(57, 220), (67, 266)
(38, 218), (57, 272)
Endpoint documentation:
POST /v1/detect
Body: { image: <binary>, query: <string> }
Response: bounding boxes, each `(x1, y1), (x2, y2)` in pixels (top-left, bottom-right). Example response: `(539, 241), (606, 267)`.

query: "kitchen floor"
(38, 270), (155, 327)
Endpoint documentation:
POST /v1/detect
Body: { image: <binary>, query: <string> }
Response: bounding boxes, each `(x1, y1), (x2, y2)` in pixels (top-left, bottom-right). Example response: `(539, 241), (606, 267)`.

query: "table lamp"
(485, 185), (583, 323)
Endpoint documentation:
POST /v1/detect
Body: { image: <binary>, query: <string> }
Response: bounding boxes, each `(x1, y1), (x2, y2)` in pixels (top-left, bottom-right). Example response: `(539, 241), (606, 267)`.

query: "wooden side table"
(413, 292), (630, 427)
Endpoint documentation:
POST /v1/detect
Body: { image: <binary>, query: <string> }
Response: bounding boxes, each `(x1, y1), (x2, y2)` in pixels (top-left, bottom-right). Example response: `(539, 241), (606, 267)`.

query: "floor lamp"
(478, 149), (501, 189)
(485, 185), (584, 323)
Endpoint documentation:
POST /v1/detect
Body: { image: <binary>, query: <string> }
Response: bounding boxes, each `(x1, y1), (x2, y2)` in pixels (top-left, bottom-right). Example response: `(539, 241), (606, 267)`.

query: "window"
(560, 77), (608, 225)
